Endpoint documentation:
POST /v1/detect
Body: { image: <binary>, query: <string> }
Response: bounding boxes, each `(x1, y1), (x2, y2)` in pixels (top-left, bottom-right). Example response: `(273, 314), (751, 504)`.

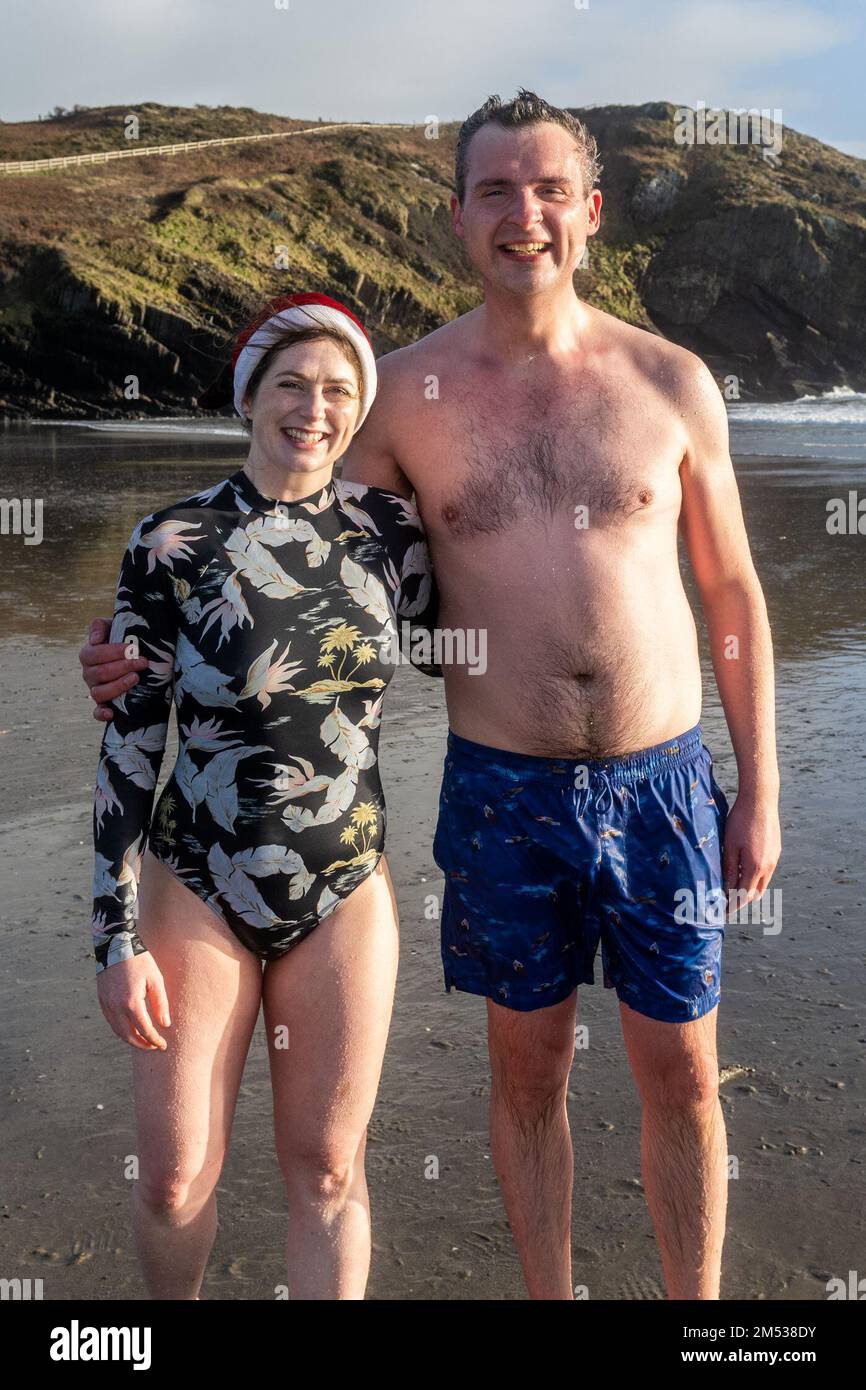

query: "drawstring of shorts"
(573, 768), (615, 819)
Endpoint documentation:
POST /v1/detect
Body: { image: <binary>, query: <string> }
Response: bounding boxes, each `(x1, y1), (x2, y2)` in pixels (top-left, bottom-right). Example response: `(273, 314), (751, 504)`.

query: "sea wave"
(47, 418), (245, 437)
(728, 388), (866, 426)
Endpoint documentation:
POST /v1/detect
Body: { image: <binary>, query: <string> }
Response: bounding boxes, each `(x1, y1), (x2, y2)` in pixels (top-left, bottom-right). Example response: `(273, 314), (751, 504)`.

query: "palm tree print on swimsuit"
(330, 802), (381, 873)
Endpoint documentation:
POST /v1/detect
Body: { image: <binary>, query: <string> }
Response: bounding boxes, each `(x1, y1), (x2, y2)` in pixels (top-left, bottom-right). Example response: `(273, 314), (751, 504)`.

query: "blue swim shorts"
(432, 724), (731, 1023)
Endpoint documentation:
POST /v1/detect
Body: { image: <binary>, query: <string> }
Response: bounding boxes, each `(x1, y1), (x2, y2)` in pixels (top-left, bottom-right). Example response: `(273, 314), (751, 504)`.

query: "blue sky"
(2, 0), (863, 158)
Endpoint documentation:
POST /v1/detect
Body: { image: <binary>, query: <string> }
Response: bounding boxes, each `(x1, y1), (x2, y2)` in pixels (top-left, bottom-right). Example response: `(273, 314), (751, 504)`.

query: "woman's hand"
(79, 616), (149, 721)
(96, 952), (172, 1050)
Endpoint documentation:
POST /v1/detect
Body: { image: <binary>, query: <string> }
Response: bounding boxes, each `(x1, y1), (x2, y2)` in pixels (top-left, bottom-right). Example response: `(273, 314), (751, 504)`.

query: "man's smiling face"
(451, 121), (601, 296)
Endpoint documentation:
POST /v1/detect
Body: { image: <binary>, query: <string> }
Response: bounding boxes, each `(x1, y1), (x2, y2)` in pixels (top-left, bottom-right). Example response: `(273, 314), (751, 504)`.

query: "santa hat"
(199, 292), (377, 429)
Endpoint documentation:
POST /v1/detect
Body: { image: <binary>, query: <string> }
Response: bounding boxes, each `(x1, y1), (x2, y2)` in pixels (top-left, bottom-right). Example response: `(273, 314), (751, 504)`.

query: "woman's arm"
(92, 518), (180, 973)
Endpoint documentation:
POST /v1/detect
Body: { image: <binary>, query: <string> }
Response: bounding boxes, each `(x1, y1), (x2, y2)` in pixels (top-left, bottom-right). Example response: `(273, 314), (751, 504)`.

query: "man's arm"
(340, 350), (414, 496)
(341, 349), (443, 677)
(677, 357), (781, 900)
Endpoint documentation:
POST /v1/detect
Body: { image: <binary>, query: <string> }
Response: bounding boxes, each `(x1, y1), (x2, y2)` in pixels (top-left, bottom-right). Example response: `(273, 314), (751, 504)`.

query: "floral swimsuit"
(92, 467), (437, 972)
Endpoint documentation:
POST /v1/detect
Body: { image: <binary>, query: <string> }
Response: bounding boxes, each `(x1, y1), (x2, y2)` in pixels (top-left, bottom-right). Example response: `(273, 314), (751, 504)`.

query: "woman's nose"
(296, 390), (327, 422)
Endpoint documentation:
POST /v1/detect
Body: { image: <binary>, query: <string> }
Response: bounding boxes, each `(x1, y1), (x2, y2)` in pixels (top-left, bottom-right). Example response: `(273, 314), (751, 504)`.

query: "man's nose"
(506, 190), (546, 227)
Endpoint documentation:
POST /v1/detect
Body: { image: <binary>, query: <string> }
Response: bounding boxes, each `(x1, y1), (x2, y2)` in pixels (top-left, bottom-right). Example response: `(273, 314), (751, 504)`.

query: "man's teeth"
(284, 428), (327, 442)
(502, 242), (549, 254)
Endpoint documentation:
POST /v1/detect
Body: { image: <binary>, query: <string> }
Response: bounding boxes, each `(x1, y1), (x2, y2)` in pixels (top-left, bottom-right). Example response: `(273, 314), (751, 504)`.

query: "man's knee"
(489, 1010), (576, 1119)
(640, 1053), (720, 1112)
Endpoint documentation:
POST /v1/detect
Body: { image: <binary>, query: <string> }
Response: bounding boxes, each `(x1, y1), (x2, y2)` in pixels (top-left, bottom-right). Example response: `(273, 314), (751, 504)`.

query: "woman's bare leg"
(131, 850), (263, 1299)
(263, 856), (399, 1300)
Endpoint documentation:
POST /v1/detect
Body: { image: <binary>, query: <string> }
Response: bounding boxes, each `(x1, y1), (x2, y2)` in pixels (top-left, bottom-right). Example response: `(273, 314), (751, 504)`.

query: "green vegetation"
(1, 102), (864, 415)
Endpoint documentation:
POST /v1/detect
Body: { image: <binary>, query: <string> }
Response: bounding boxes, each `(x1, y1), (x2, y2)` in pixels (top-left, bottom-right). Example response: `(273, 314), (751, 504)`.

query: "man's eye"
(279, 381), (300, 389)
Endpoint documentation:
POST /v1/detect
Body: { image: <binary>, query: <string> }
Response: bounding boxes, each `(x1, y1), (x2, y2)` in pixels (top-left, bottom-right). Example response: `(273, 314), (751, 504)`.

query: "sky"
(1, 0), (864, 159)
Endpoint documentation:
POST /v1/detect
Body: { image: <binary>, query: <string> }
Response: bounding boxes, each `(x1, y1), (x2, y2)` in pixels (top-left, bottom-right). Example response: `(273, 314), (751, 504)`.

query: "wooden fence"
(0, 121), (417, 175)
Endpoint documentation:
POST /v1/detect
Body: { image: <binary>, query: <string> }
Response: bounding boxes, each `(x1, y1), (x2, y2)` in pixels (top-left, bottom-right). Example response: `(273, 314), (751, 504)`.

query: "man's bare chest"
(406, 378), (683, 540)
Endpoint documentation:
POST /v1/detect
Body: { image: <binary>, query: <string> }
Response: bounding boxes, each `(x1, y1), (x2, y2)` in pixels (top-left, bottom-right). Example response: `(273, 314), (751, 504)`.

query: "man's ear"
(450, 192), (465, 239)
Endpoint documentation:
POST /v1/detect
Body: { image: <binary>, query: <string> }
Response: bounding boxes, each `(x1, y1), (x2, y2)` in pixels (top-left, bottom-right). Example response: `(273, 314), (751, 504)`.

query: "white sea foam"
(41, 418), (244, 437)
(728, 389), (866, 426)
(84, 420), (244, 437)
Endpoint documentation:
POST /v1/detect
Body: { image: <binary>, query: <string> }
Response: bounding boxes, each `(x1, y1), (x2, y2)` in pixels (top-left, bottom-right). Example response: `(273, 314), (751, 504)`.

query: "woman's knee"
(280, 1136), (365, 1207)
(136, 1159), (222, 1218)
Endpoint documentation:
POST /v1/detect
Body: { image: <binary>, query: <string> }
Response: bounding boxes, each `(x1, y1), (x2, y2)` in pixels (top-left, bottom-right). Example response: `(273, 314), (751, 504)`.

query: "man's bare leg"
(619, 1002), (727, 1299)
(263, 857), (399, 1299)
(132, 851), (263, 1299)
(486, 991), (577, 1300)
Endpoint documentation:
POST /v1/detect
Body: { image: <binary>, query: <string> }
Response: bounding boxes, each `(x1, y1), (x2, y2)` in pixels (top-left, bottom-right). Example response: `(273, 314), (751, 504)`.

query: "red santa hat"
(222, 291), (377, 427)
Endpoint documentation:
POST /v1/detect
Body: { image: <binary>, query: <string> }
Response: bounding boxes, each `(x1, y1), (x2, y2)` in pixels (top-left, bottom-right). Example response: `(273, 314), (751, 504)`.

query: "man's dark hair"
(454, 88), (602, 204)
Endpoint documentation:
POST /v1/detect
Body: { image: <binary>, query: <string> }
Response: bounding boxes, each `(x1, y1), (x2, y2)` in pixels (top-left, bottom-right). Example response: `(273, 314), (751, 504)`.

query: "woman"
(82, 291), (438, 1300)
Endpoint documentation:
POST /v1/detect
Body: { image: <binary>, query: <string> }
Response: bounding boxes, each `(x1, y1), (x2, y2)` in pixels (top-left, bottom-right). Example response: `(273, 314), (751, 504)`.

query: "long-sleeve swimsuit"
(92, 467), (437, 971)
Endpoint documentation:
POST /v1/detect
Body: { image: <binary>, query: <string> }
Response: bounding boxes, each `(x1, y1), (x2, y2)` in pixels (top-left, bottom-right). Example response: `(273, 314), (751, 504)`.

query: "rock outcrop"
(1, 100), (864, 416)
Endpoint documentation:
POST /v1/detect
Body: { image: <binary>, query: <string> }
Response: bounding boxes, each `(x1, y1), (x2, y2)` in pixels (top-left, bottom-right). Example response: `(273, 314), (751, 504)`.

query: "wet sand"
(0, 431), (863, 1299)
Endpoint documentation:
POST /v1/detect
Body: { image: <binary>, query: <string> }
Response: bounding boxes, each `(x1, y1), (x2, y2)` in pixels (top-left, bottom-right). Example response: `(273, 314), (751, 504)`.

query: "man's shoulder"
(375, 313), (476, 385)
(606, 315), (717, 397)
(593, 308), (720, 407)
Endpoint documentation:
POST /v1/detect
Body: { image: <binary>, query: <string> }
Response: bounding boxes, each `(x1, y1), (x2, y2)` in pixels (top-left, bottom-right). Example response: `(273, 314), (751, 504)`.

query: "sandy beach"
(0, 424), (864, 1300)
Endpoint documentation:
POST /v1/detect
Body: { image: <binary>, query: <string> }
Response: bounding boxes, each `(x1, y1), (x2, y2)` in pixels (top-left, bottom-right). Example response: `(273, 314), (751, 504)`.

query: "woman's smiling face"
(243, 337), (363, 479)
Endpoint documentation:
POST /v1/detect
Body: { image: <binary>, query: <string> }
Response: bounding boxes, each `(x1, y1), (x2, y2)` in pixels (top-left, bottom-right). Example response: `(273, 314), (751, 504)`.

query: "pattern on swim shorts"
(432, 726), (730, 1023)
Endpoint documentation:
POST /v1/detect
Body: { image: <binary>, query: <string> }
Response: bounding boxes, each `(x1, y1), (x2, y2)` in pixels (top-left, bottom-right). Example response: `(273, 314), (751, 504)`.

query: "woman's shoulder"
(127, 475), (238, 539)
(123, 475), (238, 571)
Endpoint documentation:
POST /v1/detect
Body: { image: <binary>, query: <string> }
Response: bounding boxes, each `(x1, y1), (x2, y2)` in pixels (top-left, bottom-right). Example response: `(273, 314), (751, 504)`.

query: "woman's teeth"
(283, 428), (327, 443)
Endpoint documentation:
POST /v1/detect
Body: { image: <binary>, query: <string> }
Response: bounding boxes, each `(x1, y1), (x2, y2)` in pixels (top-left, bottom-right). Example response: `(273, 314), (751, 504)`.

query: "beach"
(0, 412), (863, 1300)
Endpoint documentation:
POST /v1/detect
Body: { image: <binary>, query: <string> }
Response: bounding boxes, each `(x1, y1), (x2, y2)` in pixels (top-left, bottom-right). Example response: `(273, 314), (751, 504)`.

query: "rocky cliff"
(0, 100), (864, 416)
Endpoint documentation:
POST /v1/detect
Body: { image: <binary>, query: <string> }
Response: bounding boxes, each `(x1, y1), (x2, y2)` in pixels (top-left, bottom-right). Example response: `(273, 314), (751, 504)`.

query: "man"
(81, 90), (781, 1300)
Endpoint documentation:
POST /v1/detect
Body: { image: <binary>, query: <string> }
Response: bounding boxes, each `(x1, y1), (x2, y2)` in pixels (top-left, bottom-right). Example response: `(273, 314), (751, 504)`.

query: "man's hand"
(79, 617), (149, 721)
(722, 792), (782, 904)
(96, 952), (171, 1050)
